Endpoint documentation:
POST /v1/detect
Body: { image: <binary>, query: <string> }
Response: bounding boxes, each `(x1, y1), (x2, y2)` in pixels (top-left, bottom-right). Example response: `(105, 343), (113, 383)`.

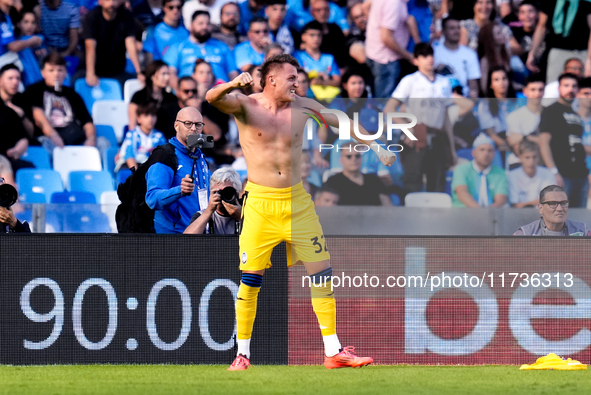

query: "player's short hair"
(518, 139), (540, 155)
(539, 185), (566, 203)
(523, 73), (545, 87)
(579, 77), (591, 90)
(260, 54), (300, 89)
(442, 15), (459, 30)
(136, 102), (158, 117)
(558, 72), (579, 85)
(192, 10), (210, 21)
(210, 167), (242, 192)
(301, 21), (323, 35)
(414, 43), (434, 58)
(41, 52), (66, 68)
(0, 63), (20, 77)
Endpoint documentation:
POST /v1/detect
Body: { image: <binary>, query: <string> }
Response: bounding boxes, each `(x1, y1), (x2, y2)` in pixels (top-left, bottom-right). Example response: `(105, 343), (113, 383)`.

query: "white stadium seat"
(53, 146), (102, 189)
(123, 78), (145, 104)
(404, 192), (453, 208)
(92, 100), (129, 143)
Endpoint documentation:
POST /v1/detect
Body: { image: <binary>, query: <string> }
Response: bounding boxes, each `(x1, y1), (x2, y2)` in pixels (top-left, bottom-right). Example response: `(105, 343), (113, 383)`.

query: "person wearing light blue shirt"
(265, 0), (293, 54)
(285, 0), (348, 33)
(293, 21), (340, 87)
(165, 10), (238, 88)
(237, 0), (265, 35)
(234, 17), (268, 71)
(143, 0), (189, 62)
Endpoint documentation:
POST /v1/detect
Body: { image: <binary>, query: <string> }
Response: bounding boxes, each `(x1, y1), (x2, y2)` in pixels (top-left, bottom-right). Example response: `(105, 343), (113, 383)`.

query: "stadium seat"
(95, 125), (119, 149)
(390, 194), (401, 206)
(92, 100), (129, 143)
(53, 146), (102, 188)
(117, 168), (132, 184)
(18, 192), (46, 203)
(405, 192), (453, 208)
(16, 169), (64, 202)
(123, 78), (144, 103)
(74, 78), (122, 112)
(103, 147), (119, 177)
(50, 191), (97, 204)
(15, 209), (62, 232)
(21, 146), (51, 169)
(101, 190), (120, 233)
(69, 170), (114, 203)
(62, 206), (111, 233)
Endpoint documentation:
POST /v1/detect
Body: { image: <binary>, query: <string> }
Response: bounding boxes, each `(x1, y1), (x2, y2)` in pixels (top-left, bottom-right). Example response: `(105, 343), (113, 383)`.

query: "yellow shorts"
(239, 181), (330, 271)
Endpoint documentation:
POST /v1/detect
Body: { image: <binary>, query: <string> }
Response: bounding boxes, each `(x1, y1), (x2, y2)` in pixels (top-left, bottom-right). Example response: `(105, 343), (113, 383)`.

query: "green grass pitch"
(0, 365), (588, 395)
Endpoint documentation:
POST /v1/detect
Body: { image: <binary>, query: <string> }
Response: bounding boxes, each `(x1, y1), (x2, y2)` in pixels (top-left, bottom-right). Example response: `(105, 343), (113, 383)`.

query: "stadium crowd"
(3, 0), (591, 231)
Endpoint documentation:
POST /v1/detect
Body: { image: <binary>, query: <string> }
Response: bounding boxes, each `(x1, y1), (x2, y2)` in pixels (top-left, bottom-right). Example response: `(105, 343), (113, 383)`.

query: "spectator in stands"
(159, 76), (200, 138)
(145, 106), (211, 234)
(365, 0), (413, 98)
(82, 0), (142, 87)
(314, 185), (339, 206)
(301, 150), (318, 197)
(116, 102), (167, 171)
(128, 60), (178, 133)
(478, 22), (512, 94)
(309, 0), (348, 69)
(526, 0), (591, 84)
(25, 53), (96, 150)
(324, 141), (392, 206)
(234, 17), (270, 72)
(193, 58), (217, 96)
(295, 66), (313, 98)
(0, 177), (31, 233)
(577, 77), (591, 205)
(452, 133), (508, 207)
(211, 2), (243, 50)
(434, 16), (481, 99)
(460, 0), (520, 54)
(514, 185), (591, 236)
(265, 0), (292, 54)
(0, 0), (43, 69)
(242, 63), (262, 95)
(264, 42), (283, 60)
(508, 140), (555, 207)
(506, 73), (545, 169)
(385, 43), (455, 193)
(164, 10), (238, 89)
(14, 10), (44, 87)
(0, 64), (40, 144)
(346, 2), (367, 66)
(544, 58), (584, 100)
(184, 167), (242, 234)
(478, 67), (517, 159)
(539, 73), (589, 207)
(39, 0), (79, 57)
(142, 0), (189, 64)
(293, 21), (340, 88)
(509, 0), (543, 68)
(0, 67), (31, 174)
(285, 0), (349, 34)
(237, 0), (265, 35)
(182, 0), (233, 29)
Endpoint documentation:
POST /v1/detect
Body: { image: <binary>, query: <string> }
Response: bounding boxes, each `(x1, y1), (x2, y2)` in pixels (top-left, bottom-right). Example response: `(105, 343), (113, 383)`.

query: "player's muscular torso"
(236, 94), (309, 188)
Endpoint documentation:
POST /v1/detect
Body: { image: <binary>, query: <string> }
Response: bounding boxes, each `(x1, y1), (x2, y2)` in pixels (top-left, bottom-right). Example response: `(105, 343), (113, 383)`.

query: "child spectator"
(507, 139), (554, 207)
(116, 102), (166, 172)
(15, 10), (44, 87)
(293, 21), (340, 88)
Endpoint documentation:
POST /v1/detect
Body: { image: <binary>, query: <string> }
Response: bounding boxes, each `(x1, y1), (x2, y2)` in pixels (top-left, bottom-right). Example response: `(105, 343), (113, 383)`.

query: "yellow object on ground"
(520, 353), (587, 370)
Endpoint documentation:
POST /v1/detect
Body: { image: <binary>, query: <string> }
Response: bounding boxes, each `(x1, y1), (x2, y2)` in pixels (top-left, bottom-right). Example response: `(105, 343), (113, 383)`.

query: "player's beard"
(193, 31), (211, 43)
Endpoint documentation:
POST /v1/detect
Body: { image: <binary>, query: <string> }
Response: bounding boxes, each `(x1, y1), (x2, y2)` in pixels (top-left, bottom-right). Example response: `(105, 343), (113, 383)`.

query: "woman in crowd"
(478, 22), (511, 94)
(128, 60), (177, 134)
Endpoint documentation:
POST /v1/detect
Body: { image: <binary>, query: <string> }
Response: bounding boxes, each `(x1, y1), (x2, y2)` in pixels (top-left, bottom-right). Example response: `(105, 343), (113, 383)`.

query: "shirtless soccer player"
(206, 54), (397, 370)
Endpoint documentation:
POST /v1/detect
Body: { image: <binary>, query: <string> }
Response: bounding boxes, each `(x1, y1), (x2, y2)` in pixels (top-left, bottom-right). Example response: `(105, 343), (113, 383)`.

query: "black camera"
(215, 186), (238, 204)
(187, 133), (215, 150)
(0, 183), (18, 208)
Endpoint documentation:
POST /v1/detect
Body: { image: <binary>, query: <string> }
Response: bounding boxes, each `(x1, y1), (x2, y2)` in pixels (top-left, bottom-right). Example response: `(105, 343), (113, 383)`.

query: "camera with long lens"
(187, 133), (215, 150)
(215, 186), (238, 204)
(0, 183), (18, 208)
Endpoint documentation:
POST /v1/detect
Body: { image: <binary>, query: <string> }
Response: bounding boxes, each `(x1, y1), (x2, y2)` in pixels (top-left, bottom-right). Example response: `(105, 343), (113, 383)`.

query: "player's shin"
(236, 273), (263, 359)
(309, 267), (341, 357)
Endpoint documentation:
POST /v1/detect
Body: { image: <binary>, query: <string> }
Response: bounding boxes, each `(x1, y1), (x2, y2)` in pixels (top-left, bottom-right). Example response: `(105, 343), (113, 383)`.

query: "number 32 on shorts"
(310, 236), (328, 254)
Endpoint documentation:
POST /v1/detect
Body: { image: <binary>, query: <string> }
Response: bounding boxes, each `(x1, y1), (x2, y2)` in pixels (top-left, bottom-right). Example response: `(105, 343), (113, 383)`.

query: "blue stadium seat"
(15, 209), (62, 232)
(117, 168), (132, 184)
(19, 192), (46, 203)
(21, 146), (51, 169)
(16, 169), (64, 202)
(50, 191), (97, 204)
(103, 147), (119, 177)
(69, 171), (114, 203)
(74, 78), (122, 112)
(390, 194), (401, 206)
(96, 125), (119, 149)
(62, 206), (111, 233)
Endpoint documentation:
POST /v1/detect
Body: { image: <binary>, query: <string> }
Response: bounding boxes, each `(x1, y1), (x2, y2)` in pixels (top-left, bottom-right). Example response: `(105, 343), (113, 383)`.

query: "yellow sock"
(311, 278), (336, 337)
(236, 282), (261, 340)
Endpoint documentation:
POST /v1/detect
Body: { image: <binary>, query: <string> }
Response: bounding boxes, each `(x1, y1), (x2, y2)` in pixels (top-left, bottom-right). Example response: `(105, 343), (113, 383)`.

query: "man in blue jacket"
(145, 107), (210, 233)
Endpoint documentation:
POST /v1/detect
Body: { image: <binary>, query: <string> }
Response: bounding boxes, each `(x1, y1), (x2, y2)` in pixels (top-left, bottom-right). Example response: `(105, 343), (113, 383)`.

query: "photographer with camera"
(0, 178), (31, 233)
(145, 107), (213, 234)
(184, 168), (242, 235)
